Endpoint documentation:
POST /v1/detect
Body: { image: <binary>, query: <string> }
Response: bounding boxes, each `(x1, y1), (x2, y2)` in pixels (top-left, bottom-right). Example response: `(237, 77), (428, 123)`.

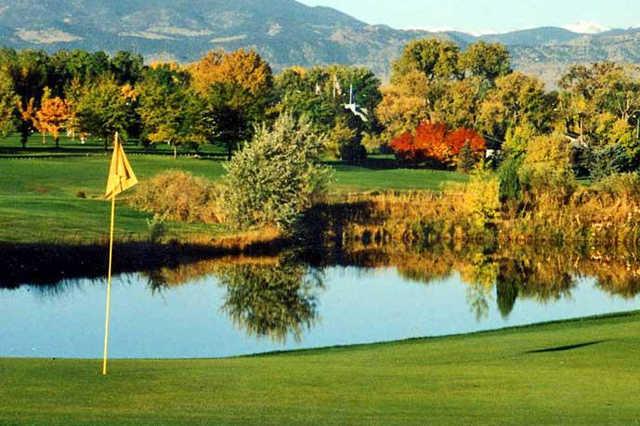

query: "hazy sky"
(297, 0), (639, 34)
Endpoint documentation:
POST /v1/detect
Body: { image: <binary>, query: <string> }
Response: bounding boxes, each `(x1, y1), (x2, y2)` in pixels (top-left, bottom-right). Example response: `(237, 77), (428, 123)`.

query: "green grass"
(1, 312), (639, 425)
(0, 139), (467, 244)
(0, 156), (228, 243)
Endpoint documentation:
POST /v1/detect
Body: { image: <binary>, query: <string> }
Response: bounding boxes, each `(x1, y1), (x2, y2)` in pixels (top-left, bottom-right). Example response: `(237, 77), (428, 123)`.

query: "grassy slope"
(1, 312), (639, 425)
(0, 137), (467, 243)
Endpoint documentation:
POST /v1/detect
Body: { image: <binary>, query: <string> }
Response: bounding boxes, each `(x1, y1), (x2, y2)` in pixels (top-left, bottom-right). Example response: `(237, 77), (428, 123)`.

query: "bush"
(592, 172), (640, 201)
(519, 132), (576, 199)
(222, 114), (332, 232)
(129, 170), (222, 223)
(498, 154), (523, 202)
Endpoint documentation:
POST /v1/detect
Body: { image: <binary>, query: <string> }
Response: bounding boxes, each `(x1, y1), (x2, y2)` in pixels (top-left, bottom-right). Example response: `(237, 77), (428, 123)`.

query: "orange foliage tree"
(36, 88), (71, 148)
(391, 122), (486, 167)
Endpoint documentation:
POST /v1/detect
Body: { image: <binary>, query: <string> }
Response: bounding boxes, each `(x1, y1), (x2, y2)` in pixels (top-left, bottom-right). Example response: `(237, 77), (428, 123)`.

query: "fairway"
(0, 146), (467, 243)
(1, 312), (639, 425)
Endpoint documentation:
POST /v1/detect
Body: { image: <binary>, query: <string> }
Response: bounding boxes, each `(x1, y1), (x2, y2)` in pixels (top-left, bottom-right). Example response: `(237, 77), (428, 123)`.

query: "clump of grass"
(130, 170), (223, 224)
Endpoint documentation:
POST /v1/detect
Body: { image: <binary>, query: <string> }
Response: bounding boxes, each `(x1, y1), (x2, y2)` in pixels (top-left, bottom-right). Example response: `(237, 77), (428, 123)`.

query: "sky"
(297, 0), (639, 35)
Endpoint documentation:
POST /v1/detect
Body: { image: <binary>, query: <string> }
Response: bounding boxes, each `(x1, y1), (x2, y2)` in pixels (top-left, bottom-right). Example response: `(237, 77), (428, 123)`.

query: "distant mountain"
(0, 0), (638, 85)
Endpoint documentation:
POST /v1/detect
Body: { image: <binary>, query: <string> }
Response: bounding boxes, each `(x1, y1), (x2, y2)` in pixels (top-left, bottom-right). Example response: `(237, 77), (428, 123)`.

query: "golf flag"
(102, 133), (137, 376)
(105, 136), (138, 199)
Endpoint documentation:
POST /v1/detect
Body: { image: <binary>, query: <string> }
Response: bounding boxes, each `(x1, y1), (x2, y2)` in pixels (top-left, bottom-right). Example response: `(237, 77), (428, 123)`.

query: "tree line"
(0, 40), (638, 179)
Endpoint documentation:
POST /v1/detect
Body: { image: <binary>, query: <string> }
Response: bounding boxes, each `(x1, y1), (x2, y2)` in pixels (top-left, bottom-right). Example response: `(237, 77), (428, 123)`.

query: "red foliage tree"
(390, 122), (486, 167)
(446, 127), (486, 156)
(390, 131), (418, 162)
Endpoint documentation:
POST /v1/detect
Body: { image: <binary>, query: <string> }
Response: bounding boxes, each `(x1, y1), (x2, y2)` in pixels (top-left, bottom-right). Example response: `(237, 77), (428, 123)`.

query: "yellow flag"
(105, 135), (138, 200)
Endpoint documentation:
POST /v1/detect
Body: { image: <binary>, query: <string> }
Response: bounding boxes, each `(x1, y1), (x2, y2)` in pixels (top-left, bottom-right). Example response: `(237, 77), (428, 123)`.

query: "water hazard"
(2, 245), (640, 358)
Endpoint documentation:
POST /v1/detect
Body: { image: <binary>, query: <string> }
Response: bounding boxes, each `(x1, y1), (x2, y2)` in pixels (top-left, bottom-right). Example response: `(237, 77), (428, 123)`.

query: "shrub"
(129, 170), (222, 223)
(592, 172), (640, 201)
(519, 132), (576, 199)
(498, 154), (523, 202)
(222, 114), (332, 232)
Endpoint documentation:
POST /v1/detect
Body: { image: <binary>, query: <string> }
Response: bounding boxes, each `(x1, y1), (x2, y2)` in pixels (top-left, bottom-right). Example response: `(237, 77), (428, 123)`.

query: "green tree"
(75, 76), (133, 150)
(222, 114), (332, 232)
(479, 72), (557, 141)
(137, 65), (204, 158)
(392, 38), (461, 82)
(459, 42), (511, 82)
(0, 70), (17, 137)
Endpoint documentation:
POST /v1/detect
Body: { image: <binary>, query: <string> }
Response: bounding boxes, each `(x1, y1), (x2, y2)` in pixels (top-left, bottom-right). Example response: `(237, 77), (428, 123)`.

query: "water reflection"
(2, 243), (640, 356)
(217, 263), (323, 343)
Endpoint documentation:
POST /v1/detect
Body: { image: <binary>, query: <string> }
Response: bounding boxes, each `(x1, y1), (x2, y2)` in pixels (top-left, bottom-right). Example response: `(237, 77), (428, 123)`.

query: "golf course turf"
(1, 311), (639, 425)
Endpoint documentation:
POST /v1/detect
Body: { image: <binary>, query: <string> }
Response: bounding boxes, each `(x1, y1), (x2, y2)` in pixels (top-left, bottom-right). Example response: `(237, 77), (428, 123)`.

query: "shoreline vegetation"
(1, 310), (639, 424)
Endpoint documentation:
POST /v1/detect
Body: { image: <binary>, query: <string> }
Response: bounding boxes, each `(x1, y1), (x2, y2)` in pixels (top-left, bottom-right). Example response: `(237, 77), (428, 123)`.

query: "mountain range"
(0, 0), (639, 85)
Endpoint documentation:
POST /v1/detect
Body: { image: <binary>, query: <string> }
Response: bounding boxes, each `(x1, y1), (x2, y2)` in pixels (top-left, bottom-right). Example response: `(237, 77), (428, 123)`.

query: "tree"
(459, 42), (511, 82)
(391, 122), (486, 167)
(36, 87), (71, 148)
(222, 114), (332, 232)
(0, 70), (17, 138)
(520, 132), (576, 197)
(189, 49), (273, 97)
(109, 51), (144, 85)
(201, 82), (253, 160)
(75, 76), (133, 150)
(478, 72), (557, 141)
(392, 38), (461, 82)
(2, 49), (50, 146)
(189, 49), (274, 157)
(137, 65), (204, 158)
(432, 77), (485, 129)
(16, 98), (37, 148)
(375, 70), (431, 138)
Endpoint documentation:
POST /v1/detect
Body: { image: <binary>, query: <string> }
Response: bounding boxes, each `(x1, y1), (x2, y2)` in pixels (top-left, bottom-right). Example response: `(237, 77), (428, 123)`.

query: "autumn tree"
(559, 62), (640, 177)
(375, 70), (431, 138)
(391, 122), (485, 167)
(189, 49), (273, 157)
(36, 87), (71, 148)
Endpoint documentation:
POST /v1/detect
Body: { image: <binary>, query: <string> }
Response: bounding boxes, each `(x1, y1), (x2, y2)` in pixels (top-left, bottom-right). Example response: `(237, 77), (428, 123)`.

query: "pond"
(2, 246), (640, 359)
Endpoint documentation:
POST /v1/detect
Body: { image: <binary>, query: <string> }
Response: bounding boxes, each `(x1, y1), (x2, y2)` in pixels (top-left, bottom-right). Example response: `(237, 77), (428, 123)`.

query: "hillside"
(0, 0), (639, 84)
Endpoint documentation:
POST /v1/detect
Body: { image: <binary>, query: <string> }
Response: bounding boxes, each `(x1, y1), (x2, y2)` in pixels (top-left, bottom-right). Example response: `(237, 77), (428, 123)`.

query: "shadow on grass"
(526, 340), (608, 354)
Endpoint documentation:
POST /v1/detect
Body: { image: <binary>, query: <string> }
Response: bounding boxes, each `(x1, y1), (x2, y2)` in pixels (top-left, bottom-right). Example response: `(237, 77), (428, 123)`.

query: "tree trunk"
(55, 137), (60, 149)
(173, 145), (177, 159)
(20, 128), (28, 149)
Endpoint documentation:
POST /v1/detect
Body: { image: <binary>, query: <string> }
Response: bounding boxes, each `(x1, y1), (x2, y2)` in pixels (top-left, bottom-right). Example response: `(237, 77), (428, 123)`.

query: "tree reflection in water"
(216, 262), (324, 343)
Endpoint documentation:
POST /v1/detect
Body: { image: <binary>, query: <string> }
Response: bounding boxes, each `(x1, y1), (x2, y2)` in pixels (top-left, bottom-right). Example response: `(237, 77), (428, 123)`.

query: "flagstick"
(102, 193), (116, 376)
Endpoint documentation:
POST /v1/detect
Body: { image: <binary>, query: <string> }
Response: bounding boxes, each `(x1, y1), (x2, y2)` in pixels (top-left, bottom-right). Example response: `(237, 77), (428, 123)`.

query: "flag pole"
(102, 134), (118, 376)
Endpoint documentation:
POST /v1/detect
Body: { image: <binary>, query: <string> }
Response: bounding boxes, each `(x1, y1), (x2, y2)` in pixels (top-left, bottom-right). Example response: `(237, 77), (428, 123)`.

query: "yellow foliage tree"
(188, 49), (272, 96)
(375, 70), (431, 138)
